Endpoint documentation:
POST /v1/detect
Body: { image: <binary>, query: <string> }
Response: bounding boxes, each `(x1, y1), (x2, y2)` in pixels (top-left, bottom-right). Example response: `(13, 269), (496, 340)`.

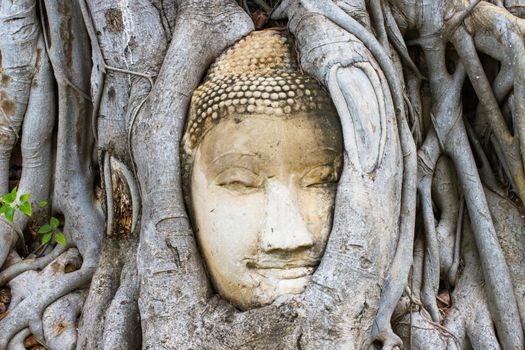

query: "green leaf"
(18, 201), (32, 216)
(55, 232), (66, 245)
(20, 193), (31, 202)
(2, 192), (15, 204)
(38, 201), (48, 208)
(38, 223), (52, 234)
(50, 217), (60, 229)
(41, 233), (52, 245)
(0, 205), (7, 215)
(4, 206), (15, 222)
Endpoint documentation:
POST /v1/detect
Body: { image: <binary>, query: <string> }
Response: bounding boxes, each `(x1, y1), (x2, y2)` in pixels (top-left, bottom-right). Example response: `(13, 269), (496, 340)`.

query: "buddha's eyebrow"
(212, 151), (258, 165)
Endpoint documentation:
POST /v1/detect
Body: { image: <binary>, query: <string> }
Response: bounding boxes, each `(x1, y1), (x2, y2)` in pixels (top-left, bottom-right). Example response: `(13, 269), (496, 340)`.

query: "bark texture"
(0, 0), (524, 349)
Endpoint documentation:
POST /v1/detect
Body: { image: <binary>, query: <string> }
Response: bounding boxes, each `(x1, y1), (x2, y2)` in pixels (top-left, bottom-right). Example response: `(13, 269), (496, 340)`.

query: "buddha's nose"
(260, 179), (314, 253)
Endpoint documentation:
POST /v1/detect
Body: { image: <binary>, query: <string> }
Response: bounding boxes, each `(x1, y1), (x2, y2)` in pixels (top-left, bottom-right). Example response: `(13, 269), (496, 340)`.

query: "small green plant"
(0, 187), (32, 222)
(38, 216), (66, 245)
(0, 187), (66, 246)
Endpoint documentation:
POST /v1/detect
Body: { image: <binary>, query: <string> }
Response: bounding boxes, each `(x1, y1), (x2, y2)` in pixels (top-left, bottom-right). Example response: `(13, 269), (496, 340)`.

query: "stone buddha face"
(182, 29), (343, 310)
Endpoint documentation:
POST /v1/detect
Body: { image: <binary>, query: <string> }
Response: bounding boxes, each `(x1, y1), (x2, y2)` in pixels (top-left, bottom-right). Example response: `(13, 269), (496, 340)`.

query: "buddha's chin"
(248, 275), (312, 308)
(218, 272), (313, 310)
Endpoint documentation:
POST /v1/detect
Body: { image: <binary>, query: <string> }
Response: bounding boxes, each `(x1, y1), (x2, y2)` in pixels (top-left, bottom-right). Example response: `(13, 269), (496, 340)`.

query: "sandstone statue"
(0, 0), (524, 349)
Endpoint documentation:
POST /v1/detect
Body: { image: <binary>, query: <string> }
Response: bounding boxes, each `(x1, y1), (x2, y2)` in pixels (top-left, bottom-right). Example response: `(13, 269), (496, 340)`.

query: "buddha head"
(181, 29), (343, 310)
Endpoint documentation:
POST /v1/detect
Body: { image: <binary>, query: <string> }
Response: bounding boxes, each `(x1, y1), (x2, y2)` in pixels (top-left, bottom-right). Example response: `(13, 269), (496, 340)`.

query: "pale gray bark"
(0, 0), (525, 349)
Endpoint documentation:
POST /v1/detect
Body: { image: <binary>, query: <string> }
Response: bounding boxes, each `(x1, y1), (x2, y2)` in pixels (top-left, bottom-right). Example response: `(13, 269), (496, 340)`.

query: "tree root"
(100, 240), (140, 350)
(6, 328), (31, 350)
(0, 0), (54, 269)
(453, 25), (525, 203)
(436, 65), (523, 350)
(77, 235), (140, 350)
(432, 157), (460, 284)
(1, 1), (524, 349)
(0, 248), (92, 350)
(0, 244), (66, 286)
(75, 238), (126, 350)
(42, 290), (87, 350)
(417, 129), (442, 322)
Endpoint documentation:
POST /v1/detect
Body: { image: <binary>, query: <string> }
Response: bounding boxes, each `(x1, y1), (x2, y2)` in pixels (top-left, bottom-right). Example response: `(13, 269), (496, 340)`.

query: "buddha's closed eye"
(215, 168), (262, 193)
(300, 164), (340, 188)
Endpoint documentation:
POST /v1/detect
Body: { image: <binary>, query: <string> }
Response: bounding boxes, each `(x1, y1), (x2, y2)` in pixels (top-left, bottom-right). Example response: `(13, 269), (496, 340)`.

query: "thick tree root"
(77, 235), (139, 350)
(417, 130), (443, 323)
(42, 290), (87, 350)
(0, 244), (66, 286)
(1, 1), (524, 349)
(100, 246), (140, 350)
(75, 238), (126, 350)
(6, 328), (31, 350)
(432, 157), (459, 284)
(395, 188), (525, 348)
(0, 248), (92, 350)
(0, 0), (54, 269)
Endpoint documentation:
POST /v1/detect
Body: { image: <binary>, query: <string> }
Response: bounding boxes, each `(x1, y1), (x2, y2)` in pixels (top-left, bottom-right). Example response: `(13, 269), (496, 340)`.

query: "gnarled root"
(0, 0), (55, 269)
(42, 289), (87, 350)
(76, 236), (140, 350)
(394, 188), (525, 348)
(0, 248), (92, 349)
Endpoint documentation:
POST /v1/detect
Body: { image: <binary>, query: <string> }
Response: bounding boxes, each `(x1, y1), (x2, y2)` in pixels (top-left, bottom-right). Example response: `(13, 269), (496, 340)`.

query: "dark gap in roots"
(480, 54), (514, 135)
(23, 334), (43, 349)
(437, 279), (452, 320)
(445, 43), (458, 75)
(461, 55), (521, 203)
(49, 72), (59, 208)
(240, 0), (263, 15)
(9, 136), (22, 190)
(408, 44), (427, 76)
(240, 0), (284, 14)
(26, 227), (42, 256)
(38, 0), (52, 49)
(93, 160), (103, 210)
(461, 69), (487, 172)
(0, 286), (11, 319)
(461, 72), (478, 122)
(64, 261), (80, 273)
(237, 0), (288, 30)
(420, 80), (432, 133)
(404, 28), (421, 42)
(55, 213), (65, 230)
(404, 28), (425, 78)
(500, 95), (514, 136)
(371, 339), (384, 349)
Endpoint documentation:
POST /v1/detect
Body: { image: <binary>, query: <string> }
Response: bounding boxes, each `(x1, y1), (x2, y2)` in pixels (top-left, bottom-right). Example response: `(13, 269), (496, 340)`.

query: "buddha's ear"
(327, 62), (388, 173)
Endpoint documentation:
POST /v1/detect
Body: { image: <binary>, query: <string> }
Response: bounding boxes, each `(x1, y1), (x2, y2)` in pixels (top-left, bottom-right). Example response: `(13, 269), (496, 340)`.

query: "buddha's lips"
(253, 266), (315, 280)
(243, 257), (318, 278)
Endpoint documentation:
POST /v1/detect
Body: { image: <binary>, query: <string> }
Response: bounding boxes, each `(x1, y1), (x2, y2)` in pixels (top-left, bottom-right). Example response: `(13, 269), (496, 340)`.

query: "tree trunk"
(1, 0), (524, 349)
